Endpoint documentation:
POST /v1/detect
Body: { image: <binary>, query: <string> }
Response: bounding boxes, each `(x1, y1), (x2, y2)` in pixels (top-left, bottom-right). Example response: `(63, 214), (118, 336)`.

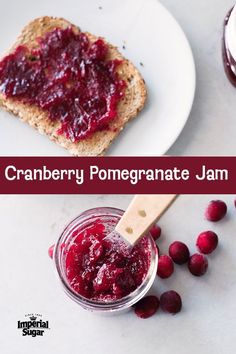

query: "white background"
(1, 0), (236, 353)
(0, 194), (236, 354)
(0, 0), (235, 156)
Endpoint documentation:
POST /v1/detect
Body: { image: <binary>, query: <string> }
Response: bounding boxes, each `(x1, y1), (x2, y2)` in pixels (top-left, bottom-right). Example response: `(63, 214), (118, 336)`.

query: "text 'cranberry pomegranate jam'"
(222, 7), (236, 86)
(54, 208), (158, 313)
(0, 28), (126, 141)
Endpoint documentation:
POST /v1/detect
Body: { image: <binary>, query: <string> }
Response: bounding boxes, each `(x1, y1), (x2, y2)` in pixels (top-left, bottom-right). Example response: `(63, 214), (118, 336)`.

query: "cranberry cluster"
(134, 199), (230, 319)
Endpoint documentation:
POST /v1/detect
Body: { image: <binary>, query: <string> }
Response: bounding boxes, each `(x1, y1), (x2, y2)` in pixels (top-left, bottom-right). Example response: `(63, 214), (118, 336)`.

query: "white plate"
(0, 0), (195, 156)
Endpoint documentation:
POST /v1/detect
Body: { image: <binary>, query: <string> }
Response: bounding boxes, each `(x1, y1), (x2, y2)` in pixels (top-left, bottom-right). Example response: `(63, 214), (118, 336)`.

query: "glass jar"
(222, 7), (236, 86)
(54, 207), (158, 314)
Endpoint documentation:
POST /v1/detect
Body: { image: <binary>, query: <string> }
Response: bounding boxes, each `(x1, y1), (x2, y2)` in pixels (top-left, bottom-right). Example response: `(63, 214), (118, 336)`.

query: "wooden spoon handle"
(115, 194), (177, 245)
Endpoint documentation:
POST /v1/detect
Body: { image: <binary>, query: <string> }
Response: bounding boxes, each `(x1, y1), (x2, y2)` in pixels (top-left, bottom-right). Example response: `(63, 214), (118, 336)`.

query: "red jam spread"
(64, 221), (151, 302)
(0, 28), (126, 141)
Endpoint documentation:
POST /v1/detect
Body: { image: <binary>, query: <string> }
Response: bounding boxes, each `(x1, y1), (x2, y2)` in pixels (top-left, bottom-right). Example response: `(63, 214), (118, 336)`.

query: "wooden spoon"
(108, 194), (177, 246)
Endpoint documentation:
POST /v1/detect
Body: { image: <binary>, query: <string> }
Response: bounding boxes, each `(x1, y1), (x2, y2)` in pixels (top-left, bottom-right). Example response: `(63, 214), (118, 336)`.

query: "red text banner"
(0, 157), (235, 194)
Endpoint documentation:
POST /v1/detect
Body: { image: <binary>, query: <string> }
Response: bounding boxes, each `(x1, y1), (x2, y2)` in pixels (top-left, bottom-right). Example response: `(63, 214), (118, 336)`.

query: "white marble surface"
(0, 0), (234, 156)
(164, 0), (236, 156)
(1, 194), (236, 354)
(1, 1), (236, 354)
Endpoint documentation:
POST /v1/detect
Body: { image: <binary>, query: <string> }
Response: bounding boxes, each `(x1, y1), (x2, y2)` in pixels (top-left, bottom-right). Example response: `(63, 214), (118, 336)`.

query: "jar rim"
(54, 207), (158, 313)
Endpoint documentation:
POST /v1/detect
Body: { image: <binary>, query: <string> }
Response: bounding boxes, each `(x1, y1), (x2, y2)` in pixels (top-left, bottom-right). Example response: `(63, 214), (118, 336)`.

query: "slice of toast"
(0, 16), (147, 156)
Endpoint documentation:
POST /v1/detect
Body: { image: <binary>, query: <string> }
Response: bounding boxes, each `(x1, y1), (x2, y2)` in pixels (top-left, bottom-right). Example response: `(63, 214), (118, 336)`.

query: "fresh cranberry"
(0, 28), (126, 142)
(234, 199), (236, 208)
(169, 241), (190, 265)
(149, 225), (161, 240)
(196, 231), (218, 254)
(134, 295), (159, 319)
(160, 291), (182, 314)
(65, 220), (151, 300)
(205, 200), (227, 222)
(48, 244), (54, 259)
(157, 255), (174, 279)
(188, 254), (208, 276)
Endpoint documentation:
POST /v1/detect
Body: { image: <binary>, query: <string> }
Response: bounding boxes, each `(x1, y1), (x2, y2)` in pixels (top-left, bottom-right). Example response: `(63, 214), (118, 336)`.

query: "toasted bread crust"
(0, 16), (147, 156)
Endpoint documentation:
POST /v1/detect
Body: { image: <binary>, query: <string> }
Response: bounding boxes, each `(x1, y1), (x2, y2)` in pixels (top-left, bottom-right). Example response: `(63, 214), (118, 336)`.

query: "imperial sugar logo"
(17, 314), (50, 337)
